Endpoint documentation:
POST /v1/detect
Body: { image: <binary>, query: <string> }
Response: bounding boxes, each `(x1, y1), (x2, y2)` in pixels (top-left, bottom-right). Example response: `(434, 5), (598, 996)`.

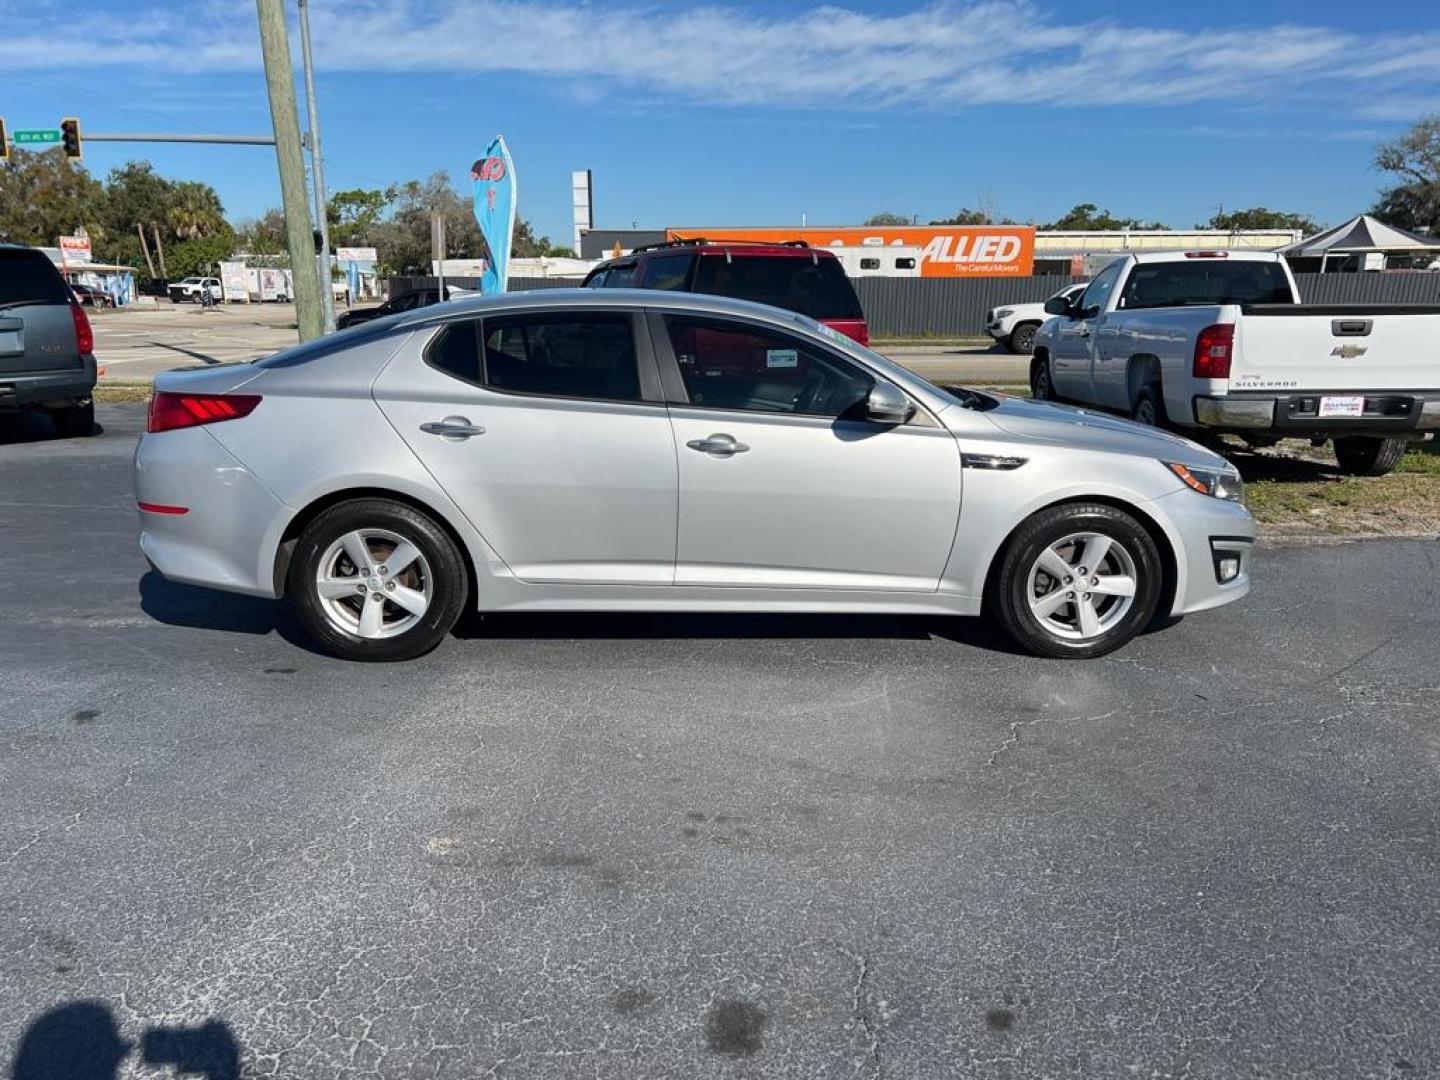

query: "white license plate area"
(1318, 395), (1366, 418)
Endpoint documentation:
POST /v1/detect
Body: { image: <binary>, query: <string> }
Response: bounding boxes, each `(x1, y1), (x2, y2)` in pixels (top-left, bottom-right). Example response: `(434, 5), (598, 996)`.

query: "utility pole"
(297, 0), (335, 333)
(255, 0), (323, 341)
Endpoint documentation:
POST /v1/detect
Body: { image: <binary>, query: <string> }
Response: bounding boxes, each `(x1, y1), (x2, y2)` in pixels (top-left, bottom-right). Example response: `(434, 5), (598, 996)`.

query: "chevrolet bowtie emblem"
(1330, 345), (1368, 358)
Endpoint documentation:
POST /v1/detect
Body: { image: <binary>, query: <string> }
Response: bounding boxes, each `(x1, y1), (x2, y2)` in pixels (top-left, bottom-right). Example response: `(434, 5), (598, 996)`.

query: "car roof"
(395, 287), (826, 331)
(1127, 250), (1284, 264)
(590, 242), (838, 270)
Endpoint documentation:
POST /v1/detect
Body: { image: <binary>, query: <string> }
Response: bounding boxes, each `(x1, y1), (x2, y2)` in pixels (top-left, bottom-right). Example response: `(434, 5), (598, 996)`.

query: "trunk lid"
(1233, 305), (1440, 392)
(0, 248), (84, 376)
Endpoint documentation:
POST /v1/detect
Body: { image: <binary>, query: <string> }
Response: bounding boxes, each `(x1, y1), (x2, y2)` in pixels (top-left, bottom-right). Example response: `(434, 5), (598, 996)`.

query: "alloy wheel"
(1025, 531), (1138, 641)
(314, 528), (433, 639)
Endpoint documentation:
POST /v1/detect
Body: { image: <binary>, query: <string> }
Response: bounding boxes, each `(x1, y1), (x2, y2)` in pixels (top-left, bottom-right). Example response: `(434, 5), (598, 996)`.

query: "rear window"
(691, 254), (863, 320)
(0, 248), (72, 307)
(1120, 261), (1293, 309)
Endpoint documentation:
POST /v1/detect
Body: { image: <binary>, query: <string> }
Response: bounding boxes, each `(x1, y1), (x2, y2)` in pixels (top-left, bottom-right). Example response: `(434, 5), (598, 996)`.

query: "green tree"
(166, 181), (227, 240)
(930, 208), (992, 225)
(1199, 207), (1319, 233)
(167, 229), (240, 279)
(862, 212), (911, 226)
(234, 209), (289, 255)
(1042, 203), (1166, 230)
(1372, 114), (1440, 234)
(0, 149), (106, 247)
(327, 187), (392, 247)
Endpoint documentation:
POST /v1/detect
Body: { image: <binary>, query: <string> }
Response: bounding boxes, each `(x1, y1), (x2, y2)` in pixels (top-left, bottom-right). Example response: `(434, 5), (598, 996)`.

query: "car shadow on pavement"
(137, 572), (327, 655)
(0, 414), (103, 446)
(10, 1000), (240, 1080)
(454, 610), (1027, 654)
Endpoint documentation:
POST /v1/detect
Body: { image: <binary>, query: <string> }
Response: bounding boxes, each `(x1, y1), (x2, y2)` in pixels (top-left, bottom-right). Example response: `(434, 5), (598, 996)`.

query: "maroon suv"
(581, 239), (869, 345)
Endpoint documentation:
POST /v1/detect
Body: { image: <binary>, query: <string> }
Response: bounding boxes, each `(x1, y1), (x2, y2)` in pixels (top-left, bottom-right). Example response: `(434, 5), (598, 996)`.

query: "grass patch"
(94, 384), (153, 403)
(1238, 439), (1440, 536)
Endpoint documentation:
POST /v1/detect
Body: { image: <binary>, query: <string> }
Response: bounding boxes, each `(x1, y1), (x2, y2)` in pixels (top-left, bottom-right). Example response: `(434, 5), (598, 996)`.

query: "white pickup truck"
(167, 276), (222, 303)
(1030, 251), (1440, 475)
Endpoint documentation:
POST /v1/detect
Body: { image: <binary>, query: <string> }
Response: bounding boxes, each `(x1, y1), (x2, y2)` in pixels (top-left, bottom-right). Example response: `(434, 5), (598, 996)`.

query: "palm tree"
(167, 182), (226, 240)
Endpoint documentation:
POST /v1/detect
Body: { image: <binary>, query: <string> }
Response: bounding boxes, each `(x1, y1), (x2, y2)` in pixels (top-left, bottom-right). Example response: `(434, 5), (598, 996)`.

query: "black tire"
(1131, 384), (1166, 428)
(990, 503), (1164, 659)
(1333, 436), (1407, 477)
(50, 400), (94, 438)
(1030, 354), (1056, 400)
(1007, 322), (1039, 355)
(289, 498), (468, 662)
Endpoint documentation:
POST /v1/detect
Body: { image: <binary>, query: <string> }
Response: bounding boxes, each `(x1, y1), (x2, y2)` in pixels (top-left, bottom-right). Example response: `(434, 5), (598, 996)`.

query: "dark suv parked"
(582, 239), (869, 344)
(0, 245), (97, 436)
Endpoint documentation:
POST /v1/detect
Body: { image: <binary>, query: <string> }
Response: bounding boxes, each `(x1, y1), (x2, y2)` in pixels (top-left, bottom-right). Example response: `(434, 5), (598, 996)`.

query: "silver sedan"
(134, 290), (1255, 661)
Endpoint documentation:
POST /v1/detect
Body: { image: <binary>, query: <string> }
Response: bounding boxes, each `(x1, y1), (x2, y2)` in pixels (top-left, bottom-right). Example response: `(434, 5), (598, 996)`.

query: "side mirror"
(1043, 296), (1072, 316)
(866, 381), (915, 424)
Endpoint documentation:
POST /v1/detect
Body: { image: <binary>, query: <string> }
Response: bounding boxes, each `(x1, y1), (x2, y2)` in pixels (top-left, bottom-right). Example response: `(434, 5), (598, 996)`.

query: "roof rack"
(628, 237), (811, 254)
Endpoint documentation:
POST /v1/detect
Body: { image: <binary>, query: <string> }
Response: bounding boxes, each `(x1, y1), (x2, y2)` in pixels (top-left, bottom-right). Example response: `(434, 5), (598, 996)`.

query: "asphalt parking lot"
(2, 405), (1438, 1078)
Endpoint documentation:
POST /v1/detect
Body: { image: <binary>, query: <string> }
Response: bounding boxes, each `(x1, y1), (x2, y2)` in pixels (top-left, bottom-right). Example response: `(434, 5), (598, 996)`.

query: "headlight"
(1164, 461), (1244, 503)
(995, 308), (1014, 318)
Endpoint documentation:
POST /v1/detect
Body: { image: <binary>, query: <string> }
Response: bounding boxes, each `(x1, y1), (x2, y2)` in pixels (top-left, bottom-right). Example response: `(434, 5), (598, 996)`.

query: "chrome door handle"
(686, 433), (750, 456)
(420, 416), (485, 440)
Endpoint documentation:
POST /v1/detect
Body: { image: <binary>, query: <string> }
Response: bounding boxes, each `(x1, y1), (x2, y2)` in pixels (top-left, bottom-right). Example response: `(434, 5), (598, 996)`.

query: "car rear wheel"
(289, 499), (467, 662)
(1007, 323), (1039, 355)
(1131, 384), (1167, 428)
(49, 400), (94, 438)
(1333, 436), (1407, 477)
(1030, 355), (1055, 400)
(991, 503), (1163, 659)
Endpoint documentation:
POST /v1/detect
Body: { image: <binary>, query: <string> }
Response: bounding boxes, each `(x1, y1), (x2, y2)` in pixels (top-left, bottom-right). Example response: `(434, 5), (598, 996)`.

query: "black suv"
(0, 245), (97, 436)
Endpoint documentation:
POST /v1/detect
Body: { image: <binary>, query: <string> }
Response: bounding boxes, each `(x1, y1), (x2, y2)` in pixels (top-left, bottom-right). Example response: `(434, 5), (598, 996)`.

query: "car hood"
(974, 395), (1230, 469)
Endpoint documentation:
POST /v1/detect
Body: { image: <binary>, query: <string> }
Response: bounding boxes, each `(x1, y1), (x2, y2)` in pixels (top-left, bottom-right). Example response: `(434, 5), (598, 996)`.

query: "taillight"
(147, 392), (262, 433)
(854, 324), (870, 347)
(1193, 324), (1234, 379)
(70, 302), (93, 355)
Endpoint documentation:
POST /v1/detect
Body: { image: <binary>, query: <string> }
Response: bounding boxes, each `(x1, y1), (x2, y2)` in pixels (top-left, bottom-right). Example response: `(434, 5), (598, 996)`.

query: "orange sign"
(667, 225), (1035, 277)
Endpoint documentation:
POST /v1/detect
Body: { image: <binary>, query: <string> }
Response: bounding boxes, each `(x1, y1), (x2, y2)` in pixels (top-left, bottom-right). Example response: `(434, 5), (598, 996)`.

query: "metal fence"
(387, 272), (1440, 338)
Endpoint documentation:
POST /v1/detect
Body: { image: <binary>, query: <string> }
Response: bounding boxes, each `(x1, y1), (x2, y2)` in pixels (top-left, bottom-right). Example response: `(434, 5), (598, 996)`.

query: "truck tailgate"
(1233, 305), (1440, 392)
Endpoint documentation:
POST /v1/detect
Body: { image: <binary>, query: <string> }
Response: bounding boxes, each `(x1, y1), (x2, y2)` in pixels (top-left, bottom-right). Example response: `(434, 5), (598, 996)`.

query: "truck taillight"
(71, 302), (93, 355)
(147, 392), (262, 433)
(1193, 324), (1234, 379)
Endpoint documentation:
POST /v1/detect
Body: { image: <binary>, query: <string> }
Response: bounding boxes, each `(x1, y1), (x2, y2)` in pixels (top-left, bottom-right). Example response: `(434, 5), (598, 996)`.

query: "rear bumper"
(135, 428), (290, 597)
(0, 356), (97, 408)
(1194, 391), (1440, 435)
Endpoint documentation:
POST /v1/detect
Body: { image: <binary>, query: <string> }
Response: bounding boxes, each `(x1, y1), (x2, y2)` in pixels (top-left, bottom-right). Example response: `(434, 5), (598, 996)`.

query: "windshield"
(1120, 260), (1293, 309)
(0, 248), (72, 307)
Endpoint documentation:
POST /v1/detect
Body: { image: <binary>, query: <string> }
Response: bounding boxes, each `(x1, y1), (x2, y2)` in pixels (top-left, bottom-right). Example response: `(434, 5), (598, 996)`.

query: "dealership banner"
(668, 225), (1035, 277)
(58, 234), (92, 265)
(471, 135), (517, 294)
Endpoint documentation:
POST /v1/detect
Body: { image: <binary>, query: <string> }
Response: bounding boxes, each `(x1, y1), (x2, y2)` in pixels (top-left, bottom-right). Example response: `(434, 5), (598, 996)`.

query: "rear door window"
(482, 314), (641, 402)
(0, 249), (72, 307)
(640, 253), (693, 290)
(691, 255), (863, 320)
(602, 263), (637, 288)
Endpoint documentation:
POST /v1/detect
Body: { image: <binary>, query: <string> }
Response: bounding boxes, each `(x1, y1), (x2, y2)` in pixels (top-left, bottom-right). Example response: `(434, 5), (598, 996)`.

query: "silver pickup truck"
(1030, 251), (1440, 475)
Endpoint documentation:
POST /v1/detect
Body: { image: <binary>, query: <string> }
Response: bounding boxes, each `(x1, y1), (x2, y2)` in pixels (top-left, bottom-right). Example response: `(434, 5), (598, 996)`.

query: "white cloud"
(4, 0), (1438, 114)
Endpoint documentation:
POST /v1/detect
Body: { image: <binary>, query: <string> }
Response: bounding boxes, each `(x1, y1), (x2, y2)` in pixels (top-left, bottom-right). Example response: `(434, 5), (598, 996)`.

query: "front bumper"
(1155, 488), (1257, 616)
(1195, 391), (1440, 434)
(135, 427), (290, 597)
(984, 321), (1007, 340)
(0, 356), (98, 409)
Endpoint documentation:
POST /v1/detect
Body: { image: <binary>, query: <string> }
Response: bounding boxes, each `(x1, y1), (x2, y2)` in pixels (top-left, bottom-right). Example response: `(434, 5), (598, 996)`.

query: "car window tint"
(1077, 262), (1122, 316)
(0, 248), (72, 306)
(603, 264), (637, 288)
(664, 316), (873, 418)
(584, 269), (608, 288)
(481, 314), (641, 402)
(642, 254), (692, 290)
(425, 322), (482, 383)
(1119, 261), (1293, 309)
(690, 255), (863, 320)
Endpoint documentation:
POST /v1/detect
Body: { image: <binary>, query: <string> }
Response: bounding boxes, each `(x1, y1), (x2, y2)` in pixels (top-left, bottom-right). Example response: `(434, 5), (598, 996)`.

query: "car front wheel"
(289, 499), (468, 661)
(991, 503), (1163, 659)
(1008, 322), (1039, 355)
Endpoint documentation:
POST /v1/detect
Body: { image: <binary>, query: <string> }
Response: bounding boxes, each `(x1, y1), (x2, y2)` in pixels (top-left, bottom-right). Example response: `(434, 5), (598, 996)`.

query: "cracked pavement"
(1, 404), (1437, 1077)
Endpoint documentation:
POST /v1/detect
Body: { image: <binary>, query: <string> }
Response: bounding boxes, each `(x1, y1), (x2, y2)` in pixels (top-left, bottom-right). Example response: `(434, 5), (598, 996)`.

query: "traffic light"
(60, 117), (81, 160)
(0, 119), (8, 161)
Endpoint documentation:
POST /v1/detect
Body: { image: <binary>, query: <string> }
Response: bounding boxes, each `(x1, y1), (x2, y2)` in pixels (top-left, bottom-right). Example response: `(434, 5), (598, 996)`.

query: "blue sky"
(4, 0), (1438, 246)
